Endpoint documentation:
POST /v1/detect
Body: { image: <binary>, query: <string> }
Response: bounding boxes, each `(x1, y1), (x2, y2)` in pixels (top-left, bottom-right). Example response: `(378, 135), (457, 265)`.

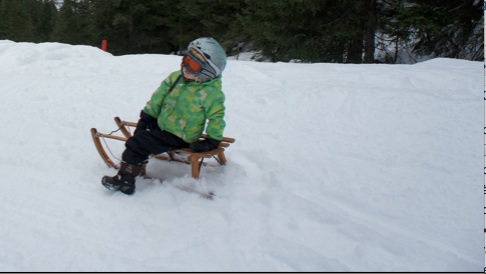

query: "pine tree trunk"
(363, 0), (377, 63)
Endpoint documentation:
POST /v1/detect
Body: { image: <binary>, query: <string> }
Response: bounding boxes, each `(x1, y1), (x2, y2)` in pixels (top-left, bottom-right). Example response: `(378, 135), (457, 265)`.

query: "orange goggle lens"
(182, 55), (202, 74)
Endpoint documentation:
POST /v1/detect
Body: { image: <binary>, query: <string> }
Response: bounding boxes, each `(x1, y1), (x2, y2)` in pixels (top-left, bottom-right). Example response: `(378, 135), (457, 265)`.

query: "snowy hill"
(0, 40), (482, 272)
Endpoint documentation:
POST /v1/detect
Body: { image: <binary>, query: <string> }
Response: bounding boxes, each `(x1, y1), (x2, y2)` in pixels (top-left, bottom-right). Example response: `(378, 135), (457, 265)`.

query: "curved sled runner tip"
(90, 127), (119, 169)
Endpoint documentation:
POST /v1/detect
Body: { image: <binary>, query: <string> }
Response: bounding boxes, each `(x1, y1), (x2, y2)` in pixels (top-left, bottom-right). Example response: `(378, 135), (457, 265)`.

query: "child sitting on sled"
(101, 37), (227, 195)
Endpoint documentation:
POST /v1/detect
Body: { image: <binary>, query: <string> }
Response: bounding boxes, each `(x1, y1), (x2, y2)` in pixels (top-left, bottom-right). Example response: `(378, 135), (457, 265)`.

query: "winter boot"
(101, 162), (143, 195)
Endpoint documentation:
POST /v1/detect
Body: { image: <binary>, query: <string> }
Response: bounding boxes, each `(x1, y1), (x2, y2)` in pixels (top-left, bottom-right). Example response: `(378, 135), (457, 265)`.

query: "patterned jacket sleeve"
(202, 88), (226, 141)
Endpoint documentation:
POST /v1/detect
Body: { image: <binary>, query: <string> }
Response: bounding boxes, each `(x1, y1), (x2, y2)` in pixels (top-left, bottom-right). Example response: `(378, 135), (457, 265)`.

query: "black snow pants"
(122, 128), (189, 165)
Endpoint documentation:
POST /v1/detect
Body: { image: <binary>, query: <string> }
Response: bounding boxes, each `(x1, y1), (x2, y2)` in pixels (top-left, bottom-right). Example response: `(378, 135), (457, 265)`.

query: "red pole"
(101, 40), (108, 51)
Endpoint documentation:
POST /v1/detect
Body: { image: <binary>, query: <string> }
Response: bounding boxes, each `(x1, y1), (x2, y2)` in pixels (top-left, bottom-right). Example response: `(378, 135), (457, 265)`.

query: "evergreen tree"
(0, 0), (481, 62)
(76, 0), (97, 45)
(89, 0), (172, 55)
(89, 0), (118, 51)
(320, 0), (377, 63)
(50, 0), (95, 45)
(167, 0), (245, 53)
(28, 0), (57, 42)
(0, 0), (35, 42)
(410, 0), (483, 60)
(39, 0), (57, 42)
(89, 0), (243, 55)
(379, 0), (483, 62)
(238, 0), (324, 62)
(237, 0), (382, 63)
(51, 0), (80, 44)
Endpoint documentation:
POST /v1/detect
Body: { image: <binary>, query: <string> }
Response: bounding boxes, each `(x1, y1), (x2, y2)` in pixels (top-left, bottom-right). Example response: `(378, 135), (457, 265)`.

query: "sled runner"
(91, 116), (235, 179)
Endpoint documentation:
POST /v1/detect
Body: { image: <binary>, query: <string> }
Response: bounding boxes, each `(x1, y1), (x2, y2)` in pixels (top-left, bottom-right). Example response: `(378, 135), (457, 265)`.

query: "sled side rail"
(114, 116), (236, 145)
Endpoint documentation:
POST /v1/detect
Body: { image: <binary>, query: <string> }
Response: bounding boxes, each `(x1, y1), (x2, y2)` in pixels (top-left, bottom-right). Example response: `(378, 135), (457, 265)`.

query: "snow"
(0, 40), (482, 272)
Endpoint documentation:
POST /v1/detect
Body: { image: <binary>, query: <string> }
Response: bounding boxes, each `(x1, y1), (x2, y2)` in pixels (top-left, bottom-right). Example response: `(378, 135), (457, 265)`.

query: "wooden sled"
(91, 117), (235, 179)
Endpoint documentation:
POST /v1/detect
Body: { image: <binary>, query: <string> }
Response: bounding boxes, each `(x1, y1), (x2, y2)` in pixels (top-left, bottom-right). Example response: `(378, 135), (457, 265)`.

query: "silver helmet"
(186, 37), (227, 82)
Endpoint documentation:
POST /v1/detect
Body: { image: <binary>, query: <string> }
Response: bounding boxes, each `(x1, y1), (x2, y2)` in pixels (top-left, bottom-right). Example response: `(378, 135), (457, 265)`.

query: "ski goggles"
(181, 47), (221, 79)
(182, 55), (202, 74)
(182, 48), (207, 74)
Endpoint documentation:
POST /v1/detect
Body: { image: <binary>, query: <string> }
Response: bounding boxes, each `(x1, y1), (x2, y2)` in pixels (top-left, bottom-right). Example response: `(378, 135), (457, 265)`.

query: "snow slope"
(0, 40), (482, 272)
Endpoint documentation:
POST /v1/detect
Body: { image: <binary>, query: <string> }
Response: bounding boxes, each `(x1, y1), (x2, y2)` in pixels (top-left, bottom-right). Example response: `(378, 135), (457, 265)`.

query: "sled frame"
(91, 117), (235, 179)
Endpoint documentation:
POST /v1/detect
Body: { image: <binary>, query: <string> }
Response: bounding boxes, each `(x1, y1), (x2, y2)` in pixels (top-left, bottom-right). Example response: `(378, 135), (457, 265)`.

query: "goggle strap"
(204, 60), (220, 77)
(201, 69), (215, 79)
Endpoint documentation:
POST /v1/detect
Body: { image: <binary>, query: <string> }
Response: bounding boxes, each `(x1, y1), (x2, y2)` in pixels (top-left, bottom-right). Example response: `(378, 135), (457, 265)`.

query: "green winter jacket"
(143, 70), (226, 143)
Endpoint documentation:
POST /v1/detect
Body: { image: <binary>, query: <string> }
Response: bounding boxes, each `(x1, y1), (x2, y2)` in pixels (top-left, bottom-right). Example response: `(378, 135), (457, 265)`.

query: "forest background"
(0, 0), (483, 64)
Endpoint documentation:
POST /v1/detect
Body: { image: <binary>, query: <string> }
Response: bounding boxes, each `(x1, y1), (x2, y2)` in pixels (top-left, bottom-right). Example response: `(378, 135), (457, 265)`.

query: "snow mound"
(0, 40), (482, 272)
